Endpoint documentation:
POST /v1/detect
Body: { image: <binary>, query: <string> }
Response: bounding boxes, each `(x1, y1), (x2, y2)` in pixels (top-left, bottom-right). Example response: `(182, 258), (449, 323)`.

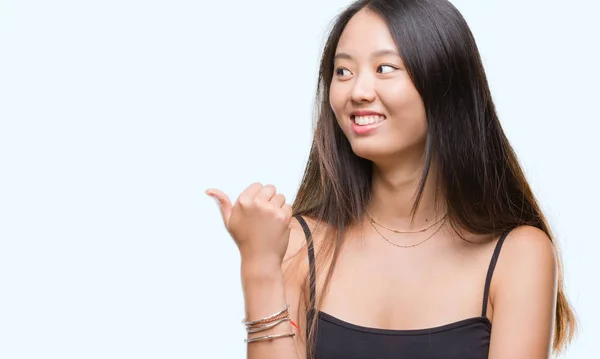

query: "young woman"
(206, 0), (576, 358)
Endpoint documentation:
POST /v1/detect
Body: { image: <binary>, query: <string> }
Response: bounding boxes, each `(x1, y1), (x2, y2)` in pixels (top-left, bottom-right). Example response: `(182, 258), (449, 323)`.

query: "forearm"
(241, 262), (301, 359)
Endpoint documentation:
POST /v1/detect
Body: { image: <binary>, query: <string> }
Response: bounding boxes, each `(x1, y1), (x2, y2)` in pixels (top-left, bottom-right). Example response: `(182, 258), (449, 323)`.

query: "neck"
(368, 155), (446, 230)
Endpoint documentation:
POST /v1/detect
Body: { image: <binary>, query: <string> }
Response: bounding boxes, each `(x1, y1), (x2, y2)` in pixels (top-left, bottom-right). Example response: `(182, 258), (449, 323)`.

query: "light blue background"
(0, 0), (598, 358)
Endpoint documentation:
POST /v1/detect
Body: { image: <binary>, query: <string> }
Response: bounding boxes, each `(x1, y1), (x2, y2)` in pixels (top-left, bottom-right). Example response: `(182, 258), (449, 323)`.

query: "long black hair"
(292, 0), (576, 356)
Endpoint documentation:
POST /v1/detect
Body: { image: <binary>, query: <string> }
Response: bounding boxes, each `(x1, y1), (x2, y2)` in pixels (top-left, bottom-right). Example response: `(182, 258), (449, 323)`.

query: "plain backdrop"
(1, 0), (598, 358)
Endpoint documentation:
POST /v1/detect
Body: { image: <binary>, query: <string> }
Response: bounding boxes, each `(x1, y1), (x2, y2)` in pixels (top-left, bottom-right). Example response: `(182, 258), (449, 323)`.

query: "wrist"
(240, 262), (287, 316)
(241, 259), (282, 281)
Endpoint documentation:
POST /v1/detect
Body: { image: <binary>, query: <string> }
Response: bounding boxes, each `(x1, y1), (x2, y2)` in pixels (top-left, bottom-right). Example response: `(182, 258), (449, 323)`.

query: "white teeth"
(353, 115), (385, 126)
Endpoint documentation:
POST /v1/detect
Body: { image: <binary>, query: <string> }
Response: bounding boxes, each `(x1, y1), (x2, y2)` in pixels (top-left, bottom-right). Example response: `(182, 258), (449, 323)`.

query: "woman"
(206, 0), (576, 358)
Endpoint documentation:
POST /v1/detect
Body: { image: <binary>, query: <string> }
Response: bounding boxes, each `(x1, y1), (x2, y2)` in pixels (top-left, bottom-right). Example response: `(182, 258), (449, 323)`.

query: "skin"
(206, 7), (558, 359)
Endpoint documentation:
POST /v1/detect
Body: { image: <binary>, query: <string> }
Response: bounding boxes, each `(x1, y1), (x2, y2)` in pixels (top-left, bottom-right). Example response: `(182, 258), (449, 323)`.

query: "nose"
(350, 73), (376, 103)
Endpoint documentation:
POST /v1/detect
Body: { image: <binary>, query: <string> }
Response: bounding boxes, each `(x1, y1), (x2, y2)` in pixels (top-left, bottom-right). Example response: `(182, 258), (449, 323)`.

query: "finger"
(270, 193), (286, 208)
(238, 182), (263, 204)
(205, 188), (233, 227)
(255, 184), (277, 202)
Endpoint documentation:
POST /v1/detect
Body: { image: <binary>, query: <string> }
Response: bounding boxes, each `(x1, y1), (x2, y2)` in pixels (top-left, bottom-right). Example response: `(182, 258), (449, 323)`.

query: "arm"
(488, 226), (558, 359)
(242, 223), (307, 359)
(206, 184), (306, 359)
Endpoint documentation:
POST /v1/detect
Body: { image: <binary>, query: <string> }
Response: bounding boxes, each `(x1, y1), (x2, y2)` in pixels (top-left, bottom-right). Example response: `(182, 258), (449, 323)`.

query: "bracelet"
(247, 317), (290, 333)
(242, 303), (290, 326)
(245, 311), (289, 327)
(245, 332), (295, 344)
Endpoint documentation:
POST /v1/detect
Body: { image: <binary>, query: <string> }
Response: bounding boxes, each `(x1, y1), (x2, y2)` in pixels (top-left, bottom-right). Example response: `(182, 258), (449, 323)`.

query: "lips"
(347, 110), (387, 135)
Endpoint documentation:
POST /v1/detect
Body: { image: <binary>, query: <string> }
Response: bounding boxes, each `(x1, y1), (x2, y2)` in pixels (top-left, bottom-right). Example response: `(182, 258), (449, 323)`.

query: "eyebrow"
(334, 49), (401, 61)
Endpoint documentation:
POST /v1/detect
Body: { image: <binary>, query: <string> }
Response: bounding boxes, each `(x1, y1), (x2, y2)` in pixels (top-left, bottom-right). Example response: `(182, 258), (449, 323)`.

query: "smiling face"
(329, 8), (428, 162)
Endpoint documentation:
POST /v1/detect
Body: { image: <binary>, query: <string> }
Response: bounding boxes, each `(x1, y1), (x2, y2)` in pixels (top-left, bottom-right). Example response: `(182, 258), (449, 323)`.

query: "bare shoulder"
(487, 227), (560, 356)
(490, 225), (558, 314)
(492, 225), (558, 291)
(282, 215), (328, 278)
(497, 225), (558, 279)
(281, 216), (326, 357)
(284, 217), (309, 263)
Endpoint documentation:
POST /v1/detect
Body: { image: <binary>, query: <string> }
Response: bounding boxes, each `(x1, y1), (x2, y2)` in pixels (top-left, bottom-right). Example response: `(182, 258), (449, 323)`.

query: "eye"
(335, 67), (352, 77)
(377, 65), (397, 74)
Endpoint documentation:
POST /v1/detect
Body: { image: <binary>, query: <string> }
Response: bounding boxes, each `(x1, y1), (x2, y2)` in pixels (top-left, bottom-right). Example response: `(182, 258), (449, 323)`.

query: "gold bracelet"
(247, 317), (290, 333)
(245, 332), (295, 344)
(242, 303), (290, 326)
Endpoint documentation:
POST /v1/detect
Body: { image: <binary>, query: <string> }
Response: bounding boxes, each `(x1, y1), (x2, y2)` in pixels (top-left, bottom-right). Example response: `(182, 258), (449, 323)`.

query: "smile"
(352, 115), (386, 126)
(351, 115), (386, 134)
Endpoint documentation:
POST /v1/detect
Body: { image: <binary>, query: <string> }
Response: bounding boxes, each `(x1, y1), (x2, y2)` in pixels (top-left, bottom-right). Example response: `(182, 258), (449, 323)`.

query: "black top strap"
(294, 215), (316, 317)
(481, 229), (513, 317)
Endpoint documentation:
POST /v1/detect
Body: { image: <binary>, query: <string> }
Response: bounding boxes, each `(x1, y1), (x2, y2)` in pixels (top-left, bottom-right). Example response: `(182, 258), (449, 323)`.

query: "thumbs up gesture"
(206, 183), (293, 267)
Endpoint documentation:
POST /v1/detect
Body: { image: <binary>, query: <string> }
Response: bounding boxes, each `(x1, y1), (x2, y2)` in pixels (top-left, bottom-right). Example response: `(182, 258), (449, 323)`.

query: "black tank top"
(294, 215), (511, 359)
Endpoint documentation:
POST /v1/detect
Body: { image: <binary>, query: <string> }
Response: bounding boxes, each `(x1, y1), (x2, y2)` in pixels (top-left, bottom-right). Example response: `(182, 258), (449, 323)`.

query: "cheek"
(382, 83), (426, 124)
(329, 83), (346, 121)
(378, 84), (428, 147)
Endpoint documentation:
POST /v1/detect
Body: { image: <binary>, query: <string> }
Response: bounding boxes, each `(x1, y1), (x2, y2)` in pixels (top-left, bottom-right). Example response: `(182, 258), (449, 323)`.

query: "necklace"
(367, 212), (448, 233)
(368, 215), (447, 248)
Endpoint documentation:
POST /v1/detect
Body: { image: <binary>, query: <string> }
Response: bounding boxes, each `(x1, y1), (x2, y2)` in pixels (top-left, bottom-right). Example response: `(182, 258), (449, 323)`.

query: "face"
(330, 8), (427, 162)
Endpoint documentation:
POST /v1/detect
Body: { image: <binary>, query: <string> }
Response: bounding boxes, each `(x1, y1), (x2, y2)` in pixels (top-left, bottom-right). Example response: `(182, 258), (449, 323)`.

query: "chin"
(349, 141), (393, 162)
(349, 138), (426, 164)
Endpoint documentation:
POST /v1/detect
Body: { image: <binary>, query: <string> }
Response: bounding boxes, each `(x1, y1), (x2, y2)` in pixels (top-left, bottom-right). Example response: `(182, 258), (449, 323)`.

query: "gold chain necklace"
(367, 212), (448, 233)
(368, 215), (447, 248)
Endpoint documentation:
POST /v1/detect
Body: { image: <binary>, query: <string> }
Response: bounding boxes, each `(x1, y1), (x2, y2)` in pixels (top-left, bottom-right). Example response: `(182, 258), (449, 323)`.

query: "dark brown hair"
(291, 0), (576, 357)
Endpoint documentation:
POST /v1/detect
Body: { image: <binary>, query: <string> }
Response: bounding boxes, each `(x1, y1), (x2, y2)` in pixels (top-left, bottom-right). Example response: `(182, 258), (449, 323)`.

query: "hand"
(206, 183), (293, 267)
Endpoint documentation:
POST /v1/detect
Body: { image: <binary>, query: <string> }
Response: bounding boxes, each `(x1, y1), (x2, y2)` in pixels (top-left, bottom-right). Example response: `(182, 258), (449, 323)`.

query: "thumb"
(205, 188), (233, 227)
